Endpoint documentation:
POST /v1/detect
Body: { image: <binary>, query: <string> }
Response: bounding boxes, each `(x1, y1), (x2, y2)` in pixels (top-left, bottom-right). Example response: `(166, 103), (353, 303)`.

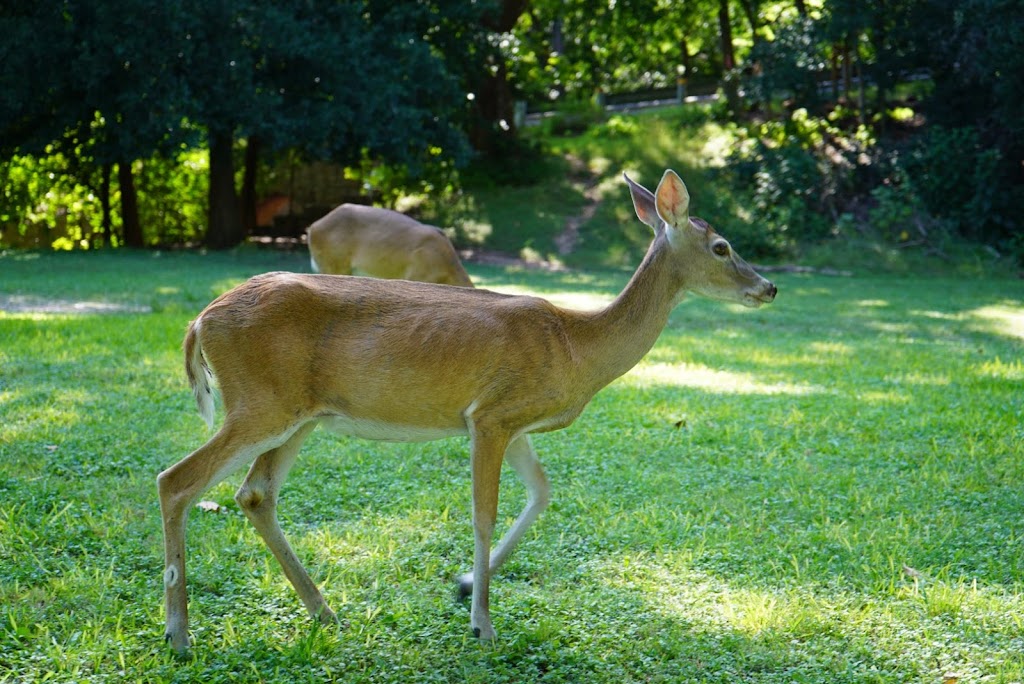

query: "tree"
(2, 0), (483, 250)
(717, 0), (742, 114)
(469, 0), (530, 153)
(510, 0), (719, 104)
(178, 0), (479, 248)
(1, 0), (192, 247)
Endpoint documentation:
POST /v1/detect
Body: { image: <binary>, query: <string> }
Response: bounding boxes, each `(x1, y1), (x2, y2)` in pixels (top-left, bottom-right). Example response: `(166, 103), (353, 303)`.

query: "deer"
(307, 203), (474, 287)
(157, 169), (777, 653)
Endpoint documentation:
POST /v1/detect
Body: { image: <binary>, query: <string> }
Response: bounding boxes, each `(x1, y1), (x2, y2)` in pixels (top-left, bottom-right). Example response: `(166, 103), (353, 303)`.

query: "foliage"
(721, 108), (873, 257)
(459, 136), (559, 190)
(899, 127), (999, 241)
(0, 0), (486, 248)
(731, 0), (1024, 262)
(133, 152), (210, 247)
(2, 250), (1024, 682)
(2, 0), (1022, 259)
(0, 149), (210, 249)
(744, 16), (825, 111)
(535, 98), (608, 138)
(508, 0), (716, 105)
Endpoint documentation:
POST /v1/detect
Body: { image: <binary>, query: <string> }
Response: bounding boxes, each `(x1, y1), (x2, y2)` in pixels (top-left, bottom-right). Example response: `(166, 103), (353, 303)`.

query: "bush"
(902, 126), (1005, 240)
(723, 109), (867, 256)
(459, 134), (557, 189)
(744, 17), (824, 112)
(539, 98), (607, 137)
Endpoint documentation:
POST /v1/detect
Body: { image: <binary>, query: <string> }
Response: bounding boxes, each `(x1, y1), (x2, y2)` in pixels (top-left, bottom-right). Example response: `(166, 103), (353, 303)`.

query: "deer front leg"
(458, 435), (549, 600)
(467, 429), (509, 640)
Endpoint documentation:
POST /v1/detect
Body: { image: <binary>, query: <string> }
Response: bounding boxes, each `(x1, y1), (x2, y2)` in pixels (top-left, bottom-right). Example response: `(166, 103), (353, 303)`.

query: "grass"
(1, 247), (1022, 683)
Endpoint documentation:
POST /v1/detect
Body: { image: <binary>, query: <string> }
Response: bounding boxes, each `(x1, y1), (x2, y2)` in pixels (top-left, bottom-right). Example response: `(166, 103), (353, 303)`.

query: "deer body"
(159, 170), (776, 653)
(192, 274), (592, 438)
(307, 203), (473, 287)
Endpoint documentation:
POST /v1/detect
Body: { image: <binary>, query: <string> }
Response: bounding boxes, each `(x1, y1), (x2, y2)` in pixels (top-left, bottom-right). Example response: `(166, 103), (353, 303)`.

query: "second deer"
(307, 203), (474, 287)
(158, 169), (777, 653)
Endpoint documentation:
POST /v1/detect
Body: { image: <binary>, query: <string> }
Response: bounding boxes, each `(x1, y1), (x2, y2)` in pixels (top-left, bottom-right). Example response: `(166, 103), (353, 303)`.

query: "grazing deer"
(307, 203), (474, 287)
(158, 170), (776, 653)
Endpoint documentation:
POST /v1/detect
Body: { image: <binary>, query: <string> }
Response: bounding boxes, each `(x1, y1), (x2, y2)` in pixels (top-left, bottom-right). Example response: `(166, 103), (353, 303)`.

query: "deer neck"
(574, 235), (685, 389)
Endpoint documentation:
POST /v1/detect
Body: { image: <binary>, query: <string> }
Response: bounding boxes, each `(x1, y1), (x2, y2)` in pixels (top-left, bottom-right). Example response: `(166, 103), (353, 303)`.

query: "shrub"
(902, 126), (1004, 241)
(540, 98), (607, 137)
(744, 17), (824, 112)
(723, 109), (866, 256)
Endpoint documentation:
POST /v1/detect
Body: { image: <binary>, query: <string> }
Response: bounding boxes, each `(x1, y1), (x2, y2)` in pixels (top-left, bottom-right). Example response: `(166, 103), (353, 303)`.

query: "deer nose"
(766, 282), (778, 300)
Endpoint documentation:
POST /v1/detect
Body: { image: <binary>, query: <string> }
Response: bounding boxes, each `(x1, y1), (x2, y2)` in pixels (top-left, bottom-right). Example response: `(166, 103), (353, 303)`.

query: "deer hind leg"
(233, 421), (336, 624)
(458, 435), (549, 601)
(157, 420), (302, 653)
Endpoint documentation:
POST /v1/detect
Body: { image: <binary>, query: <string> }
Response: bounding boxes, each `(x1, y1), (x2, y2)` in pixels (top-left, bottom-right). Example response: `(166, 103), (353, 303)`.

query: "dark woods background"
(1, 0), (1021, 264)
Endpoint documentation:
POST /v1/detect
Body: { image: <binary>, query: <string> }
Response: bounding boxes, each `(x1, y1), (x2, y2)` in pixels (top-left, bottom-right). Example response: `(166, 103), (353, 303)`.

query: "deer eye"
(712, 241), (730, 257)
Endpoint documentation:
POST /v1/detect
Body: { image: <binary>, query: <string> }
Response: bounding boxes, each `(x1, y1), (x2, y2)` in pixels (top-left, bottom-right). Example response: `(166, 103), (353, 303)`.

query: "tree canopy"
(2, 0), (481, 248)
(1, 0), (1021, 259)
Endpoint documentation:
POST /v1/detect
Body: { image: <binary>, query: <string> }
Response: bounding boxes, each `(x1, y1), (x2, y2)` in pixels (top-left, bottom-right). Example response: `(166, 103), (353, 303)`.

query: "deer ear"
(624, 173), (663, 233)
(655, 169), (690, 229)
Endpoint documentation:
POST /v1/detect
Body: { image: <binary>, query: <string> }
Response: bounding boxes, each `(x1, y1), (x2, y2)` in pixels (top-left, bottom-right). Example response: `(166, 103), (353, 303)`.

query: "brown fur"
(307, 204), (473, 287)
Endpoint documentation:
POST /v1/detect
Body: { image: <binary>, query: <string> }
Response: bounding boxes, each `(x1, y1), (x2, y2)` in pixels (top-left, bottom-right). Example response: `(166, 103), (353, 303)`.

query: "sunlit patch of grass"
(973, 357), (1024, 380)
(966, 304), (1024, 340)
(623, 361), (823, 396)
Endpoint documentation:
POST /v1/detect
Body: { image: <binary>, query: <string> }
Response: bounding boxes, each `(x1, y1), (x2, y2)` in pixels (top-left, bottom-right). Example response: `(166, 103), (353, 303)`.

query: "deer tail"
(184, 318), (215, 429)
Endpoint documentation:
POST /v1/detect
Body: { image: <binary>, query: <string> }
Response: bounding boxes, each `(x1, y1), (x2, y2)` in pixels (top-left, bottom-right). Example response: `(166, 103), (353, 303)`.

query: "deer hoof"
(472, 624), (497, 640)
(314, 605), (338, 625)
(164, 631), (191, 656)
(455, 574), (473, 602)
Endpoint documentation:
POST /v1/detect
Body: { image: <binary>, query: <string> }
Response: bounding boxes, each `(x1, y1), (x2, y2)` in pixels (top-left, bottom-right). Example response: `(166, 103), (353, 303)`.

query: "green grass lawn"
(1, 249), (1022, 683)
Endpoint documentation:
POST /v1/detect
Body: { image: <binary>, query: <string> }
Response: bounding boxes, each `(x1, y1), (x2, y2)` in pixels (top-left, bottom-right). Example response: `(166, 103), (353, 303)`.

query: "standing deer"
(307, 203), (474, 287)
(158, 170), (776, 652)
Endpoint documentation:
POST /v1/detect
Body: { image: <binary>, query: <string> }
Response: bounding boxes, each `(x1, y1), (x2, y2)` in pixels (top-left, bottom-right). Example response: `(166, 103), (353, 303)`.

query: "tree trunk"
(679, 36), (692, 101)
(241, 136), (261, 235)
(681, 36), (693, 78)
(841, 41), (852, 102)
(206, 129), (244, 250)
(99, 163), (113, 248)
(737, 0), (760, 45)
(718, 0), (742, 116)
(718, 0), (736, 74)
(118, 160), (143, 248)
(470, 0), (529, 155)
(794, 0), (807, 17)
(855, 38), (867, 126)
(830, 45), (840, 102)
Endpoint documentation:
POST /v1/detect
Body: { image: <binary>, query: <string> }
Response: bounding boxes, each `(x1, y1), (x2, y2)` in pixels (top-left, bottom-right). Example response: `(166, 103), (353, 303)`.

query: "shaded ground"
(0, 294), (151, 314)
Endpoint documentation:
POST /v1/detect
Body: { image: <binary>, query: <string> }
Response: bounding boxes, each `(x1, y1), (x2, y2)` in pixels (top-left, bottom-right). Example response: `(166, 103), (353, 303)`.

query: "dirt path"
(554, 155), (603, 256)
